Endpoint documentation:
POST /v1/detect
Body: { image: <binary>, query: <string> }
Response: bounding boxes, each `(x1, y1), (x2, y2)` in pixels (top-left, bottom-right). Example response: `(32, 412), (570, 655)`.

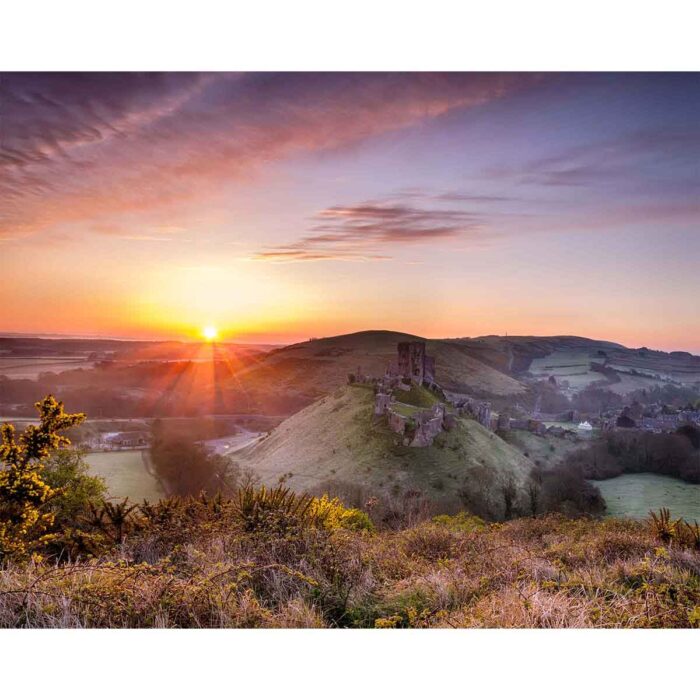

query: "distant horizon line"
(1, 328), (699, 357)
(0, 330), (282, 348)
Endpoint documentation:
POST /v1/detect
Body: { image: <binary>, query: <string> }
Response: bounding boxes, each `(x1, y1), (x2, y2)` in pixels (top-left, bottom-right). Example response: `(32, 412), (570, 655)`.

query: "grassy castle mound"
(236, 385), (535, 520)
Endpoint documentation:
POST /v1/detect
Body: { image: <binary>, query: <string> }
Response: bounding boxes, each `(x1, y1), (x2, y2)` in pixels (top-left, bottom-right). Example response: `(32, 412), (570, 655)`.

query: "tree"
(42, 448), (107, 525)
(150, 427), (238, 497)
(0, 396), (85, 560)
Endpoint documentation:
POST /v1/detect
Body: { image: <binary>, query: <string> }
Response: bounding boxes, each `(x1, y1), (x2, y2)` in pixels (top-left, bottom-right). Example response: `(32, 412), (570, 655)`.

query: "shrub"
(310, 495), (374, 532)
(402, 523), (457, 561)
(677, 520), (700, 550)
(233, 484), (318, 533)
(649, 508), (682, 544)
(42, 449), (107, 525)
(432, 511), (486, 533)
(0, 396), (84, 560)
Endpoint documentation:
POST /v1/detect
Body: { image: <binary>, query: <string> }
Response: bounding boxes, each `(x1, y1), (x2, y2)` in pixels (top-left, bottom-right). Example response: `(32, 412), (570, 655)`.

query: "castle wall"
(387, 410), (407, 434)
(374, 392), (392, 416)
(424, 355), (435, 383)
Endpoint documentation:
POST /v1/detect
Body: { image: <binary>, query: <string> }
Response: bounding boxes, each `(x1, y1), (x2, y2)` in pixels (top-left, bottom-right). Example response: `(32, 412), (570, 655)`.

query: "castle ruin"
(368, 341), (450, 447)
(397, 341), (435, 386)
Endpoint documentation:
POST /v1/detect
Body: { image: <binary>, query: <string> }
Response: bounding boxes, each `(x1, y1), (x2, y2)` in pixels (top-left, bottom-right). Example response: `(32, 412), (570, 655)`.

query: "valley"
(2, 330), (700, 521)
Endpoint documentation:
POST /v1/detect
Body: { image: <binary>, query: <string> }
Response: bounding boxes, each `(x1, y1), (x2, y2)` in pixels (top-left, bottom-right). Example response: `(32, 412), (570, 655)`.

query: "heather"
(1, 504), (699, 628)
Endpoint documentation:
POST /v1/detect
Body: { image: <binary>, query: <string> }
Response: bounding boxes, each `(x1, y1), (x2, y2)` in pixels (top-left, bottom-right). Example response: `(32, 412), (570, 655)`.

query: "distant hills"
(451, 335), (700, 396)
(3, 330), (699, 418)
(229, 330), (526, 399)
(227, 330), (700, 401)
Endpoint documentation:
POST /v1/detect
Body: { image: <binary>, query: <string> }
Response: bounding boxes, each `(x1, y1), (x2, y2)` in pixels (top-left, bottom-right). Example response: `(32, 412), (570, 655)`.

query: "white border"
(0, 629), (697, 699)
(1, 3), (698, 698)
(1, 0), (699, 71)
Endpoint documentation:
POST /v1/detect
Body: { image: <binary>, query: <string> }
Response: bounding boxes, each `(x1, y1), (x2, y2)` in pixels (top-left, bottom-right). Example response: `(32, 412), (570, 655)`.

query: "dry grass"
(1, 511), (698, 628)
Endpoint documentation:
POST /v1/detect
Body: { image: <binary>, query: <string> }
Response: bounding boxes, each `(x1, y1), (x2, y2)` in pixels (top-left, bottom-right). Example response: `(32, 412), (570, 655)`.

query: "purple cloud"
(256, 200), (486, 261)
(0, 72), (538, 240)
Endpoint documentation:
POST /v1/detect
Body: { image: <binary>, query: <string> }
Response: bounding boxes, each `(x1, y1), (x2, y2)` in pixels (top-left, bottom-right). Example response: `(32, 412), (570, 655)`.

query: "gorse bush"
(431, 512), (486, 533)
(309, 495), (374, 532)
(649, 509), (700, 549)
(677, 520), (700, 550)
(649, 508), (682, 544)
(231, 485), (374, 534)
(234, 484), (318, 533)
(0, 396), (84, 560)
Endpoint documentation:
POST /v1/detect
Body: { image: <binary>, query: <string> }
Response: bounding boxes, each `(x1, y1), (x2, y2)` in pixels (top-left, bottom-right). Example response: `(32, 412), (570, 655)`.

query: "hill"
(452, 335), (700, 395)
(235, 384), (536, 519)
(230, 330), (526, 399)
(226, 330), (700, 407)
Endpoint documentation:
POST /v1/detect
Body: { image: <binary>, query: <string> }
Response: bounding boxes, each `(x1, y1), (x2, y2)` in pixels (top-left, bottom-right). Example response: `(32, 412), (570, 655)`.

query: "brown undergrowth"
(1, 506), (698, 628)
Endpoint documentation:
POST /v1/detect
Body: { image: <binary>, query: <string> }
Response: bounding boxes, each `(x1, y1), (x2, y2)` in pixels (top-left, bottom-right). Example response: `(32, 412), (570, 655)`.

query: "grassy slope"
(393, 383), (440, 408)
(500, 430), (581, 470)
(236, 385), (535, 518)
(232, 330), (525, 398)
(459, 335), (700, 394)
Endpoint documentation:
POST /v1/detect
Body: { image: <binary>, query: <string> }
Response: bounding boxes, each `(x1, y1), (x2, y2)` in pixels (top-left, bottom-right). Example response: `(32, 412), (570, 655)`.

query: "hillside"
(453, 335), (700, 395)
(227, 331), (700, 407)
(230, 330), (525, 399)
(235, 384), (536, 519)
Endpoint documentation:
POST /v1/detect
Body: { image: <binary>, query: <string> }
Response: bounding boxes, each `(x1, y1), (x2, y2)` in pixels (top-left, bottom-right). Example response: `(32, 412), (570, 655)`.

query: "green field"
(84, 450), (164, 502)
(593, 473), (700, 522)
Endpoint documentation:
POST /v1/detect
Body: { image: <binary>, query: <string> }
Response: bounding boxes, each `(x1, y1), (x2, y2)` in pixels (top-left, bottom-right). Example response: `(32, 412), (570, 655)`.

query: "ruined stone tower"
(397, 341), (427, 385)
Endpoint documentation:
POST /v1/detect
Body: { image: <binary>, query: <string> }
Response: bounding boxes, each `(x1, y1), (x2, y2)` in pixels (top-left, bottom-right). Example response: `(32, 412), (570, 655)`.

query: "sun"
(202, 326), (218, 341)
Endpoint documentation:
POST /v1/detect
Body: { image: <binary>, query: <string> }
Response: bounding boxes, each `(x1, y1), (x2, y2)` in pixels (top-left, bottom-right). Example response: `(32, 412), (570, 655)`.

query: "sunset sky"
(2, 72), (699, 350)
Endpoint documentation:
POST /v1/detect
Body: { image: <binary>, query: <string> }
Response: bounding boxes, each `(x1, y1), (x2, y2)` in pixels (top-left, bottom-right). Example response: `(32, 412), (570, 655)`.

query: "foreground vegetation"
(1, 507), (699, 628)
(1, 397), (699, 628)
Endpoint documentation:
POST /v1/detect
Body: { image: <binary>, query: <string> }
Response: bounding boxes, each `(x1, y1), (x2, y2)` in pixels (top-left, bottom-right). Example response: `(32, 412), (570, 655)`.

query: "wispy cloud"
(393, 187), (517, 203)
(255, 200), (485, 262)
(90, 222), (182, 241)
(433, 192), (517, 203)
(0, 72), (537, 240)
(488, 128), (700, 189)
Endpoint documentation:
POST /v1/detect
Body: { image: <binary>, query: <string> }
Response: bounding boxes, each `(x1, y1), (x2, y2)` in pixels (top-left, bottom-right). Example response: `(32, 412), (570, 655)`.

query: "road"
(202, 428), (265, 455)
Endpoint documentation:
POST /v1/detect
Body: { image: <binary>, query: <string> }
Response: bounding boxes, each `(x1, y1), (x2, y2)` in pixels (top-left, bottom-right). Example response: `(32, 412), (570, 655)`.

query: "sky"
(1, 72), (699, 350)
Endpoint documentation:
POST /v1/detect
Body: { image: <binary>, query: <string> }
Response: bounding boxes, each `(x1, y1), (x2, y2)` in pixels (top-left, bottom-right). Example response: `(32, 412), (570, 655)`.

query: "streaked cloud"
(256, 199), (485, 261)
(0, 72), (537, 239)
(488, 127), (700, 190)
